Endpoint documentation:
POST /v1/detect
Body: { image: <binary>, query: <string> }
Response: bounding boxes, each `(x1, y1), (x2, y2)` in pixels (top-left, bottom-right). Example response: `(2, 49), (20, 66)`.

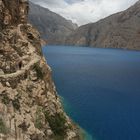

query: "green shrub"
(35, 107), (43, 129)
(0, 118), (8, 134)
(12, 98), (20, 110)
(2, 94), (10, 105)
(54, 135), (65, 140)
(44, 111), (67, 138)
(34, 64), (44, 79)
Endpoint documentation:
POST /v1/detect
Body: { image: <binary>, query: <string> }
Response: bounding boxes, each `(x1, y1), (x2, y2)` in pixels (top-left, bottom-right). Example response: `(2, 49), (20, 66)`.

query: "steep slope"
(65, 0), (140, 50)
(0, 0), (81, 140)
(28, 2), (77, 45)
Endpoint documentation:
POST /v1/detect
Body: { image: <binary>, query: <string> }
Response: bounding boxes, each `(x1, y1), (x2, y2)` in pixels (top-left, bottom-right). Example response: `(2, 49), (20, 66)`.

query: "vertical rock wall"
(0, 0), (81, 140)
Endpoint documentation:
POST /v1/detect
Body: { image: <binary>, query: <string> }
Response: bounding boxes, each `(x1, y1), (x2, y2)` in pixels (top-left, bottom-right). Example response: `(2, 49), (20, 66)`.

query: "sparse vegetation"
(0, 118), (8, 134)
(12, 98), (20, 110)
(35, 107), (43, 129)
(34, 64), (44, 79)
(1, 94), (10, 105)
(18, 122), (28, 132)
(44, 111), (67, 138)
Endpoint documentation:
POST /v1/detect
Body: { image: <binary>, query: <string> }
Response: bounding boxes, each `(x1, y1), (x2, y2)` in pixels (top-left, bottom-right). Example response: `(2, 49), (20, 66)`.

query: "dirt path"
(0, 55), (40, 79)
(0, 24), (41, 79)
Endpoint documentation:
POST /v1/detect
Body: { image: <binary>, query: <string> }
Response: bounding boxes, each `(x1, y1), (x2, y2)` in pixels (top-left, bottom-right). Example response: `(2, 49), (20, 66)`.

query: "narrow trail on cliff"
(0, 55), (40, 78)
(0, 24), (41, 79)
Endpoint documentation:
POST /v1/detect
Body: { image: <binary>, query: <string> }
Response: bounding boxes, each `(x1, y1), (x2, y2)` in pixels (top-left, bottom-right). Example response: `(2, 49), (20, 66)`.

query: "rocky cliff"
(0, 0), (81, 139)
(65, 0), (140, 50)
(28, 2), (77, 45)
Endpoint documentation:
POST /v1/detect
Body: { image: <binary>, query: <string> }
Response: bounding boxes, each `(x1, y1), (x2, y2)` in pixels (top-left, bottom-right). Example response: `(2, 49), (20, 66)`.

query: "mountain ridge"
(65, 0), (140, 50)
(28, 2), (78, 45)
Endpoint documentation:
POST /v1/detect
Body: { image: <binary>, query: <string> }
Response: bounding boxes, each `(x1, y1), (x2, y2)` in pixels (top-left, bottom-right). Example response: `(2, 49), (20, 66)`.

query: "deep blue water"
(42, 46), (140, 140)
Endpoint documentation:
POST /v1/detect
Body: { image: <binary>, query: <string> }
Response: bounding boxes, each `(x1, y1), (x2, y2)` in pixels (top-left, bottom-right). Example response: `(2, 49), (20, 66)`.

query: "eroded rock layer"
(0, 0), (81, 140)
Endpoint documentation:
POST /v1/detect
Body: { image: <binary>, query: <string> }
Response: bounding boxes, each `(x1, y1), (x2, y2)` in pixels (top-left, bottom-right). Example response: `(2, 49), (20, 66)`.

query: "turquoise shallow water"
(61, 97), (93, 140)
(43, 46), (140, 140)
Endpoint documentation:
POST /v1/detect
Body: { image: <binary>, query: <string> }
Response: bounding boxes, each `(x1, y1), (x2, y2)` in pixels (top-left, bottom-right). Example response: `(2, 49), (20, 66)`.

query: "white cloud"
(30, 0), (139, 25)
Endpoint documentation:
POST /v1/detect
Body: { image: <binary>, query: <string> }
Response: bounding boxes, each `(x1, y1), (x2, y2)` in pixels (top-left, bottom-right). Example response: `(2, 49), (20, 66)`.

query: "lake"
(42, 46), (140, 140)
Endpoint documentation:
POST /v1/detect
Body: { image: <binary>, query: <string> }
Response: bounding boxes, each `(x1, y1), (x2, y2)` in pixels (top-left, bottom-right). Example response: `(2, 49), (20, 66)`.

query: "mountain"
(0, 0), (81, 139)
(28, 2), (78, 45)
(65, 0), (140, 50)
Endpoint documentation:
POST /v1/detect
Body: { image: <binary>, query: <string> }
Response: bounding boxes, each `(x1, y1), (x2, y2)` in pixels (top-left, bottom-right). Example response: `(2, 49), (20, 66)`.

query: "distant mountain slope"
(65, 0), (140, 50)
(28, 2), (77, 45)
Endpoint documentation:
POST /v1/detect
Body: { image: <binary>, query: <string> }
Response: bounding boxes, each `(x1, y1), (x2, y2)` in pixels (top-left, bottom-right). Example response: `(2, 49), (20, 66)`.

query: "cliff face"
(28, 2), (78, 45)
(0, 0), (80, 140)
(65, 0), (140, 50)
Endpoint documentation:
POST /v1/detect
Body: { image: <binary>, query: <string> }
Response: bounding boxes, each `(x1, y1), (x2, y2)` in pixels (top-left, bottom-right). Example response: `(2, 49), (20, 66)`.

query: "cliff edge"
(0, 0), (81, 140)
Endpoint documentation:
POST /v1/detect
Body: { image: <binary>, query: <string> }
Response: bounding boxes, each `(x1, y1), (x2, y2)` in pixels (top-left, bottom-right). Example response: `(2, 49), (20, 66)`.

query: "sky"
(30, 0), (138, 26)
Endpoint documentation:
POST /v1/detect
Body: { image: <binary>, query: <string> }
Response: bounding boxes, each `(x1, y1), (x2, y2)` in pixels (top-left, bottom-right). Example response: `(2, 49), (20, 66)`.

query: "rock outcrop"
(65, 0), (140, 50)
(28, 2), (78, 45)
(0, 0), (81, 139)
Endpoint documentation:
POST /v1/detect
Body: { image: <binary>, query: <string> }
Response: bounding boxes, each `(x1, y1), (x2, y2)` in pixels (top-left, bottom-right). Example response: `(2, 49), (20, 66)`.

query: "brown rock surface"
(0, 0), (81, 140)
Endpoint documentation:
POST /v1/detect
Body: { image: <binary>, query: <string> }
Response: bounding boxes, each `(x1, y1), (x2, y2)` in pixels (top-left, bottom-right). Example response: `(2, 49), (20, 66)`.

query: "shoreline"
(78, 127), (93, 140)
(60, 96), (93, 140)
(43, 45), (140, 52)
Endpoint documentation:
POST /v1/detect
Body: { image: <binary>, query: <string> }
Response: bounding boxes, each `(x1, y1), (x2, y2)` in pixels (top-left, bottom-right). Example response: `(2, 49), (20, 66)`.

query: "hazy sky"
(30, 0), (138, 25)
